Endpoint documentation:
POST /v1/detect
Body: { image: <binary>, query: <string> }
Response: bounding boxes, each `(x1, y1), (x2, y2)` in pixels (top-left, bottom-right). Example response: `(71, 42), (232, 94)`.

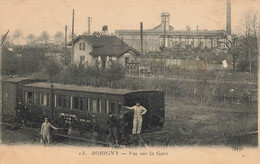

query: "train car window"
(85, 98), (89, 111)
(73, 97), (79, 109)
(33, 93), (37, 104)
(79, 97), (83, 110)
(73, 97), (83, 110)
(105, 100), (109, 114)
(69, 96), (72, 109)
(98, 99), (101, 113)
(47, 94), (50, 106)
(88, 98), (90, 112)
(42, 93), (48, 106)
(56, 95), (67, 108)
(39, 93), (42, 105)
(63, 96), (67, 108)
(24, 92), (28, 103)
(92, 99), (97, 113)
(110, 101), (116, 114)
(118, 102), (122, 113)
(27, 92), (34, 104)
(56, 95), (63, 108)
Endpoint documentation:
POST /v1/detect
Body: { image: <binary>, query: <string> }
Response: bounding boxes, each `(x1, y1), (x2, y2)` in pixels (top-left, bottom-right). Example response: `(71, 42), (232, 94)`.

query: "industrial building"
(115, 0), (231, 53)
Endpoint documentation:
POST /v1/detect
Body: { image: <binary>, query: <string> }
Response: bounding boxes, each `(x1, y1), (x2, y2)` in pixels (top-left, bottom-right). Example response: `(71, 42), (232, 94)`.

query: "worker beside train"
(41, 118), (59, 146)
(14, 98), (29, 127)
(124, 100), (147, 137)
(108, 112), (119, 145)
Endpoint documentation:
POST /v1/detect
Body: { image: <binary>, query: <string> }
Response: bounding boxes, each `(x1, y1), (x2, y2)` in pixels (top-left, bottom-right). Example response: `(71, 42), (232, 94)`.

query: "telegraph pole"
(163, 16), (166, 77)
(0, 30), (9, 144)
(140, 22), (143, 54)
(65, 25), (67, 48)
(71, 9), (75, 63)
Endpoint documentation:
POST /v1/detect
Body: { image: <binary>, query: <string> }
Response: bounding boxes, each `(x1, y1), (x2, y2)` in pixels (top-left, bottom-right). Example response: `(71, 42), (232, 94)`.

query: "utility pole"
(140, 22), (143, 77)
(163, 16), (166, 77)
(140, 22), (143, 54)
(0, 30), (9, 144)
(88, 17), (92, 35)
(65, 25), (67, 49)
(71, 9), (75, 63)
(0, 41), (2, 144)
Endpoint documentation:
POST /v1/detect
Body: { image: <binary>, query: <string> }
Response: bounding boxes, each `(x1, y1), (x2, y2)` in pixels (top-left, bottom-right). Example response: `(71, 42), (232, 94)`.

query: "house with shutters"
(68, 35), (141, 69)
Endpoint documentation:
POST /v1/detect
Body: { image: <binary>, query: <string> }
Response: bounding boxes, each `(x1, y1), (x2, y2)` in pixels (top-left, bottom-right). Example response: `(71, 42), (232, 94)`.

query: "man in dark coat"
(15, 98), (28, 126)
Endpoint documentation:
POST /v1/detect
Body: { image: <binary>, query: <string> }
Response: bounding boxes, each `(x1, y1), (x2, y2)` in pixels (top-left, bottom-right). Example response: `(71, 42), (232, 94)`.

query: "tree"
(226, 35), (243, 75)
(39, 31), (50, 44)
(54, 31), (64, 44)
(26, 34), (36, 45)
(237, 9), (258, 78)
(13, 29), (23, 45)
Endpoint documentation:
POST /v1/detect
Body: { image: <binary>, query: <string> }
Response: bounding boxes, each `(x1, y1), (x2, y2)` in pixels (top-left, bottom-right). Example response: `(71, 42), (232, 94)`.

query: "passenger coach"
(22, 82), (165, 134)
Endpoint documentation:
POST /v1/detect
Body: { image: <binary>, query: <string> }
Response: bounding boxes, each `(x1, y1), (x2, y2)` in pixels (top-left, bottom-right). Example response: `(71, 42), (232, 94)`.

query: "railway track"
(1, 121), (175, 147)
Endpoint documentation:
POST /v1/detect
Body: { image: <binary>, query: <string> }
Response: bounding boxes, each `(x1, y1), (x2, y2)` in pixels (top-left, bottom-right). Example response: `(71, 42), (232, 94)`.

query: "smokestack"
(197, 25), (199, 31)
(140, 22), (143, 54)
(88, 17), (91, 35)
(226, 0), (231, 34)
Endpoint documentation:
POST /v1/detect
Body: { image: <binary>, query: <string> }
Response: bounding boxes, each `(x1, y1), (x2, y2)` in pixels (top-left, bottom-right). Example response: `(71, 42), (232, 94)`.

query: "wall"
(73, 39), (94, 65)
(117, 32), (227, 53)
(118, 34), (160, 53)
(3, 82), (17, 116)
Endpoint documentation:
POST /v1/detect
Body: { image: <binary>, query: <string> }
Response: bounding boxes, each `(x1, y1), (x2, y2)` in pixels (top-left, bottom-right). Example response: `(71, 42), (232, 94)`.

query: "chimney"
(140, 22), (143, 53)
(88, 17), (92, 35)
(226, 0), (231, 34)
(102, 25), (109, 35)
(197, 25), (199, 31)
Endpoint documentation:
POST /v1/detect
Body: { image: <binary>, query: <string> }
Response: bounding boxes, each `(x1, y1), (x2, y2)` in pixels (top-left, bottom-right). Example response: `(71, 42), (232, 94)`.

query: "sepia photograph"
(0, 0), (259, 163)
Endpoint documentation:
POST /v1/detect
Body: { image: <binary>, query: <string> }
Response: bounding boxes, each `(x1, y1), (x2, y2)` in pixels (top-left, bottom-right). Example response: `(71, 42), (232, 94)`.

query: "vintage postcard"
(0, 0), (259, 163)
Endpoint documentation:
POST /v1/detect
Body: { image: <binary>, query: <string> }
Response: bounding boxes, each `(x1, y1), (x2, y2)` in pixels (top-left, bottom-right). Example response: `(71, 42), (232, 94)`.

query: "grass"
(163, 97), (258, 146)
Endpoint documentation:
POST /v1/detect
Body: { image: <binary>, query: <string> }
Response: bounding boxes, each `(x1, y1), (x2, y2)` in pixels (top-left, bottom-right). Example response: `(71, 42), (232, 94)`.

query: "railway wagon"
(22, 82), (165, 135)
(2, 77), (43, 120)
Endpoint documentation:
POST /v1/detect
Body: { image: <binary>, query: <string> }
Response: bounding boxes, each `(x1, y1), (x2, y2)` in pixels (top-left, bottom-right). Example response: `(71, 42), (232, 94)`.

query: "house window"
(125, 57), (129, 65)
(79, 42), (86, 51)
(80, 56), (85, 65)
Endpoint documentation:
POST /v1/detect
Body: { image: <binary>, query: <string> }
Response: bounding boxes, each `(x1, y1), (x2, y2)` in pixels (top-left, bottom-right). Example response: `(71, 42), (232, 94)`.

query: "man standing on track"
(124, 100), (147, 136)
(40, 118), (59, 146)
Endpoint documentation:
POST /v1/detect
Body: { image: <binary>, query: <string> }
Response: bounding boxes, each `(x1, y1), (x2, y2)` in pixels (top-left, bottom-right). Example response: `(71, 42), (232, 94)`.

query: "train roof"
(23, 82), (151, 95)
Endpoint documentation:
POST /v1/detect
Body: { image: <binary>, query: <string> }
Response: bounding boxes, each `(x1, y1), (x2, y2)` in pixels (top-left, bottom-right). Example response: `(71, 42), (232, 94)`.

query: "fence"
(81, 77), (257, 108)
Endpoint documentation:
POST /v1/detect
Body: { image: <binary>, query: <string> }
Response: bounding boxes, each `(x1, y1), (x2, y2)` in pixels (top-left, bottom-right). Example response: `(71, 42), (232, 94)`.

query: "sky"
(0, 0), (259, 38)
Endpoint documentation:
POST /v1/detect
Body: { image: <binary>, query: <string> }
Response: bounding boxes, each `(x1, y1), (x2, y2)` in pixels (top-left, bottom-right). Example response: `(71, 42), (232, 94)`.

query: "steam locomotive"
(3, 77), (165, 145)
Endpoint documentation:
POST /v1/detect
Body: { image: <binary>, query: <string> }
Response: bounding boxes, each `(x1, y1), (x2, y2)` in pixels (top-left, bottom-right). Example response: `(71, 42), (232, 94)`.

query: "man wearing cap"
(41, 118), (59, 145)
(15, 98), (28, 126)
(124, 100), (147, 135)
